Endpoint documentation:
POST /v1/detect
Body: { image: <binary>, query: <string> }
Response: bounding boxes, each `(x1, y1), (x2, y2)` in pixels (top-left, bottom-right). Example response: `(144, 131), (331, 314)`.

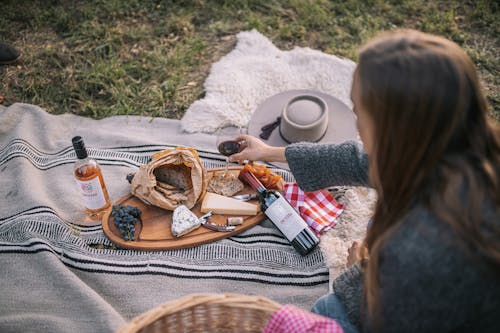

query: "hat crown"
(280, 94), (328, 143)
(286, 99), (324, 126)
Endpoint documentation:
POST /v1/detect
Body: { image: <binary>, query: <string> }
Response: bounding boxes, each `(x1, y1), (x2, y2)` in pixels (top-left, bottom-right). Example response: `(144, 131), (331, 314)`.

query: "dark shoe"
(0, 43), (21, 65)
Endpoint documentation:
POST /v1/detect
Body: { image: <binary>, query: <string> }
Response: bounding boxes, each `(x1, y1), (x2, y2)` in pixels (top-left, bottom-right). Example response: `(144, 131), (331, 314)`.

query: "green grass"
(0, 0), (498, 120)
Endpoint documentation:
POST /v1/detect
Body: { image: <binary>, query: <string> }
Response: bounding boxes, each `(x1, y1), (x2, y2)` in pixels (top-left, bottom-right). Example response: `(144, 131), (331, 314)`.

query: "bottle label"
(265, 196), (308, 241)
(75, 176), (107, 210)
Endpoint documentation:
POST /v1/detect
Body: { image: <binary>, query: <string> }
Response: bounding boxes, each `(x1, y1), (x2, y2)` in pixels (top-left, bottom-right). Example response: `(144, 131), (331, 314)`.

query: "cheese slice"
(171, 205), (201, 237)
(201, 192), (259, 215)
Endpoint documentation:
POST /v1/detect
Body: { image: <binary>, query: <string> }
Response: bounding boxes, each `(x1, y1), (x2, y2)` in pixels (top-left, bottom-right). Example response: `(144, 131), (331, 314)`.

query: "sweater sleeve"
(284, 140), (369, 191)
(331, 263), (365, 329)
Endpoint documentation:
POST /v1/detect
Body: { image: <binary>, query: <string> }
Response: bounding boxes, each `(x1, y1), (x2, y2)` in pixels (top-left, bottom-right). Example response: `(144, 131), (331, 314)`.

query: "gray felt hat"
(248, 89), (358, 147)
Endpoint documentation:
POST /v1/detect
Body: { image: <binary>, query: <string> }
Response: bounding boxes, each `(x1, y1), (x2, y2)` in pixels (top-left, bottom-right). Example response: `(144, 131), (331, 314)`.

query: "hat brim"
(248, 90), (358, 147)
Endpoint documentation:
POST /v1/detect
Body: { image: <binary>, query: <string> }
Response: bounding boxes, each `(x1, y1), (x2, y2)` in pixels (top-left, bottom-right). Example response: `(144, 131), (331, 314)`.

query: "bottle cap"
(72, 136), (88, 159)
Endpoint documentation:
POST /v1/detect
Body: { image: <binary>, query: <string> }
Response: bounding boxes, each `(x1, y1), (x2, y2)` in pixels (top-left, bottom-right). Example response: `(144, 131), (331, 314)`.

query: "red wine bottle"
(239, 169), (319, 255)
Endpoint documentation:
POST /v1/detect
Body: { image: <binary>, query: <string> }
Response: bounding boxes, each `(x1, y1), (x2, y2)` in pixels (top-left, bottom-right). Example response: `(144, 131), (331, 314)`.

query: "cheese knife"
(231, 193), (259, 201)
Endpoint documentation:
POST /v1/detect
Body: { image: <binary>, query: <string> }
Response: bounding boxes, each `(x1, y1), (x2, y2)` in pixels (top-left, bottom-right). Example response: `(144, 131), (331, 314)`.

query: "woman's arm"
(285, 141), (369, 191)
(331, 263), (365, 329)
(230, 135), (369, 191)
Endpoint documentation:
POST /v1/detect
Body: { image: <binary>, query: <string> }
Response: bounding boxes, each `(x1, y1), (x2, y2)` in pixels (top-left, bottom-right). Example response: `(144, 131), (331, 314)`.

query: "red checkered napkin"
(283, 183), (344, 234)
(262, 304), (344, 333)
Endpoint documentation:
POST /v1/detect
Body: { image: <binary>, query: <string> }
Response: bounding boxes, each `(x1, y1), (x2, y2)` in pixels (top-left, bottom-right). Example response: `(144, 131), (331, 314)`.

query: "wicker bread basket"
(117, 293), (281, 333)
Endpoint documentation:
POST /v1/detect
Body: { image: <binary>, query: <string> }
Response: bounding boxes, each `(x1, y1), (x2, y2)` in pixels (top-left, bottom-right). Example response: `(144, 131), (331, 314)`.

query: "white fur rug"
(324, 187), (376, 285)
(181, 29), (376, 280)
(180, 29), (356, 133)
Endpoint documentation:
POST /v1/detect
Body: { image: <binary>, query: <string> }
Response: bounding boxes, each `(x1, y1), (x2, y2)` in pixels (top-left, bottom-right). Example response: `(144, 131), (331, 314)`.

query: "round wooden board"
(101, 167), (265, 250)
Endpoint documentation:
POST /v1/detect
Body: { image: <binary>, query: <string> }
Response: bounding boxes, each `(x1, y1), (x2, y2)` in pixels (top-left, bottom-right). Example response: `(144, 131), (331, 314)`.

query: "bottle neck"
(74, 156), (93, 167)
(239, 169), (266, 192)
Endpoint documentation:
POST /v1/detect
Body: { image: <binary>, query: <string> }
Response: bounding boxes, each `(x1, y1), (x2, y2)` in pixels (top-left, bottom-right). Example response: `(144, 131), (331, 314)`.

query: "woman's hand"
(229, 134), (287, 163)
(346, 240), (367, 267)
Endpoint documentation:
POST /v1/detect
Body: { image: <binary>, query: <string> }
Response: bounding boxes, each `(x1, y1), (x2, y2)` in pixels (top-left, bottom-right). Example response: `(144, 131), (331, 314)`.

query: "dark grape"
(111, 205), (141, 241)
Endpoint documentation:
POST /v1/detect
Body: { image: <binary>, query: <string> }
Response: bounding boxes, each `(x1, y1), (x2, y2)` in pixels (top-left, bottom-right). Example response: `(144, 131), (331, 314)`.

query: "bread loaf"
(154, 165), (192, 190)
(208, 171), (244, 197)
(130, 147), (208, 210)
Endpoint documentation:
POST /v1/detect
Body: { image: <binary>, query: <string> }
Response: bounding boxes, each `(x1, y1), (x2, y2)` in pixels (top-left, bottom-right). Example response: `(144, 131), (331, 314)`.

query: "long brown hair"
(356, 30), (500, 321)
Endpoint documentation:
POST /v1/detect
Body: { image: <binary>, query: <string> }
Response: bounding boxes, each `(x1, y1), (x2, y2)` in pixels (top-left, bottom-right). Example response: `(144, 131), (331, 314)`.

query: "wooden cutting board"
(101, 167), (265, 251)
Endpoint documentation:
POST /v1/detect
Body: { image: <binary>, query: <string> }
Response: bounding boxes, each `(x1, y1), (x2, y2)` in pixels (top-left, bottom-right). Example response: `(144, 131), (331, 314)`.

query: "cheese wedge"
(201, 192), (259, 215)
(171, 205), (201, 237)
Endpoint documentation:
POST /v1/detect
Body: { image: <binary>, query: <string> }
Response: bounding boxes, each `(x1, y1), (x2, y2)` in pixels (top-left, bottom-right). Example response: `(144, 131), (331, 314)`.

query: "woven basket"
(117, 293), (281, 333)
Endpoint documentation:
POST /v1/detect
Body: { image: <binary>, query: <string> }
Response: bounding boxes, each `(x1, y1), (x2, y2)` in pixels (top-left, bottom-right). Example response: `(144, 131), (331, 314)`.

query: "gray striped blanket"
(0, 104), (329, 332)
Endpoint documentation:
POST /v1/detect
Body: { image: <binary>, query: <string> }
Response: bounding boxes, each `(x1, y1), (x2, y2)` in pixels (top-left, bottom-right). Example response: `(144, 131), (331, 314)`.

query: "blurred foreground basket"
(117, 293), (281, 333)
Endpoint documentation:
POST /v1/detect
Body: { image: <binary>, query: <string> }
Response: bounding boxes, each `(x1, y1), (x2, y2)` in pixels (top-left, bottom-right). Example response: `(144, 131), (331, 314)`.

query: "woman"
(230, 30), (500, 332)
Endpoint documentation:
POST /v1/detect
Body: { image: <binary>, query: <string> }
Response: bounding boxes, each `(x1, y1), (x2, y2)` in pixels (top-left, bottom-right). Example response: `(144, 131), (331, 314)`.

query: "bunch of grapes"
(111, 205), (141, 241)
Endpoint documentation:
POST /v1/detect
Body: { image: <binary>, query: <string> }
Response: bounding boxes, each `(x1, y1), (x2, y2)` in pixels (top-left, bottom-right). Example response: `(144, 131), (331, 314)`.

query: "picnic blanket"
(0, 104), (329, 332)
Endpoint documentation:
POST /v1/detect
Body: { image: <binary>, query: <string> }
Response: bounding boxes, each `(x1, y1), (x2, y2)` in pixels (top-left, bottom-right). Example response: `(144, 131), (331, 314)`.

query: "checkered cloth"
(283, 183), (345, 234)
(262, 304), (344, 333)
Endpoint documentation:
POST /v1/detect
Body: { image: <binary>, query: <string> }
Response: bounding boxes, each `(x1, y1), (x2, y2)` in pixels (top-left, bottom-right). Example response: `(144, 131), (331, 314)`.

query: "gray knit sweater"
(285, 141), (500, 333)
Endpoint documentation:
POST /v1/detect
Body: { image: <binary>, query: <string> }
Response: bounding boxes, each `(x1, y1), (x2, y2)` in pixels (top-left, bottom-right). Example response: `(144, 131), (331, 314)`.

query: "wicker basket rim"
(117, 293), (282, 333)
